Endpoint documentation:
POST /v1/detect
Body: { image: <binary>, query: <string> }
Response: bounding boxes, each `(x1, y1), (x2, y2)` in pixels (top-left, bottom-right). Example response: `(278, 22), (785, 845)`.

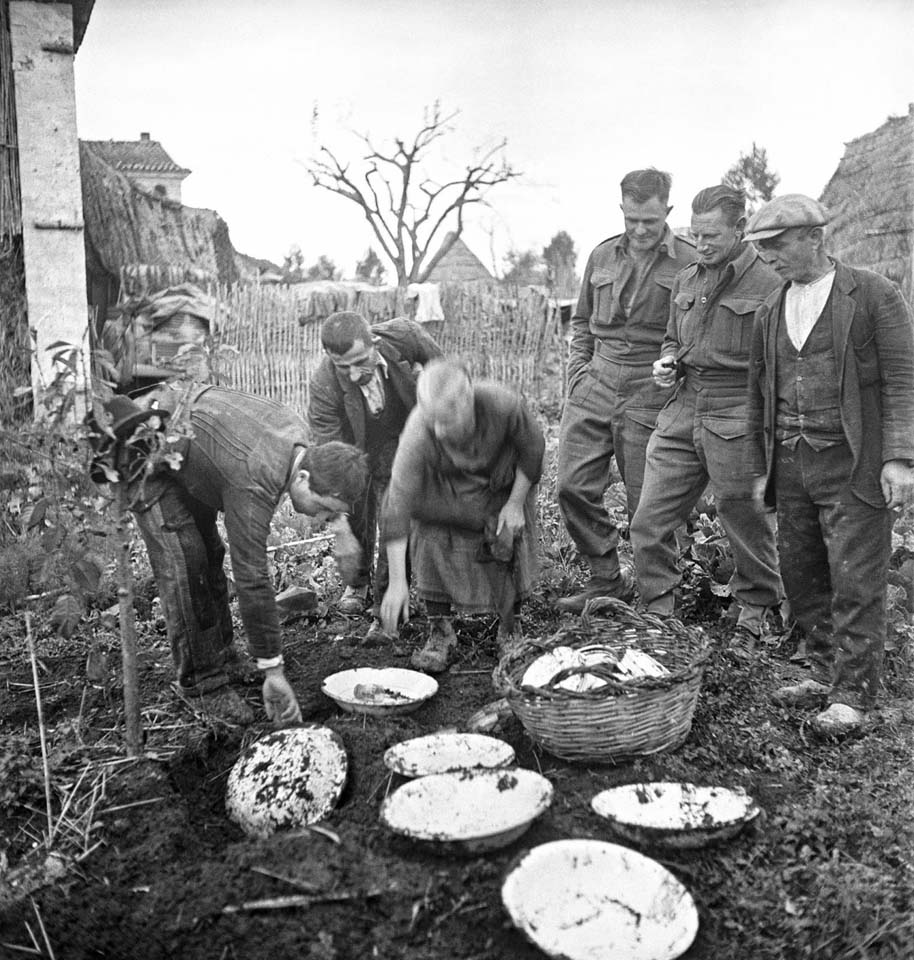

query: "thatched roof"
(819, 105), (914, 302)
(80, 140), (239, 286)
(426, 232), (493, 282)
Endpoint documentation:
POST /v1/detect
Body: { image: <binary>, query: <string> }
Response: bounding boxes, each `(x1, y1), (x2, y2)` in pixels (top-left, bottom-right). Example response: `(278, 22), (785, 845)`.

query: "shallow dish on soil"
(501, 838), (699, 960)
(383, 732), (516, 777)
(380, 768), (553, 853)
(225, 725), (348, 839)
(591, 781), (761, 849)
(321, 667), (438, 716)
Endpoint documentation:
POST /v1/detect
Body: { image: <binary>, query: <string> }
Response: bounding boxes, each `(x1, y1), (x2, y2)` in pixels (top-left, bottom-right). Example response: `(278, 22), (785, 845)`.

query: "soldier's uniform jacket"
(567, 226), (696, 386)
(661, 242), (779, 378)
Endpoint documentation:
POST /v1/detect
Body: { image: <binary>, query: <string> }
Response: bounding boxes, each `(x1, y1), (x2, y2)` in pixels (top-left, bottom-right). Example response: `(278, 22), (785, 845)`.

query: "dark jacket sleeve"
(870, 276), (914, 463)
(308, 358), (353, 446)
(221, 489), (284, 660)
(745, 301), (771, 481)
(375, 317), (444, 366)
(567, 250), (597, 387)
(660, 271), (684, 359)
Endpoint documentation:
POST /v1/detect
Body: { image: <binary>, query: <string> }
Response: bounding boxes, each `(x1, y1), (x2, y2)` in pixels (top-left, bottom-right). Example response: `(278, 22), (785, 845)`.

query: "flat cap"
(744, 194), (829, 242)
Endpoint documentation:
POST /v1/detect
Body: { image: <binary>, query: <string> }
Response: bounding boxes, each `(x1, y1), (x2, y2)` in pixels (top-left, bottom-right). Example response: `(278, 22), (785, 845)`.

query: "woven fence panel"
(211, 282), (567, 414)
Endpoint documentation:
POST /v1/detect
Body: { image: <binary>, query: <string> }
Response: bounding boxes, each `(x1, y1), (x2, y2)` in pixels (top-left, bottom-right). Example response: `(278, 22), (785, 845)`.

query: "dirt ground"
(1, 581), (913, 960)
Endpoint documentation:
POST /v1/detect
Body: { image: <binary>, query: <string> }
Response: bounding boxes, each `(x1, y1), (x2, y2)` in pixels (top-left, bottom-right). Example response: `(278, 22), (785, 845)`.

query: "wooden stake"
(25, 613), (54, 844)
(115, 484), (143, 756)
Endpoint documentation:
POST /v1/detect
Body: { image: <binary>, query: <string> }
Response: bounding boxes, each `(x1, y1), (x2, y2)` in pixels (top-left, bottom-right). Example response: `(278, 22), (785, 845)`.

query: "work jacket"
(308, 317), (442, 452)
(746, 261), (914, 507)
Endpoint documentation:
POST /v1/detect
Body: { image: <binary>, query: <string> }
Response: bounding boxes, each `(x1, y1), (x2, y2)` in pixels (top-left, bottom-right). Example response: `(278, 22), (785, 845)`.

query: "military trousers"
(774, 438), (891, 709)
(631, 380), (782, 611)
(557, 352), (671, 560)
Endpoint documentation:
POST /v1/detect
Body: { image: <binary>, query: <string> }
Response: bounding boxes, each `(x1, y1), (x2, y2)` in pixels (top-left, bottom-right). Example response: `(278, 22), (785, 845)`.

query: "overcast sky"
(74, 0), (914, 276)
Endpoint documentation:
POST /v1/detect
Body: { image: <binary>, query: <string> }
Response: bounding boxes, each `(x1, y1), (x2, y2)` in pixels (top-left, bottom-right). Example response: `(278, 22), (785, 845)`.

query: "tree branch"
(306, 105), (518, 288)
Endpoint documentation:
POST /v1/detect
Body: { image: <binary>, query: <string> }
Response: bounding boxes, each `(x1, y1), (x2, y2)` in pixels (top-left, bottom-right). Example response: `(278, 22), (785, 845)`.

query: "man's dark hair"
(620, 168), (672, 205)
(301, 441), (369, 503)
(692, 185), (747, 226)
(320, 312), (373, 355)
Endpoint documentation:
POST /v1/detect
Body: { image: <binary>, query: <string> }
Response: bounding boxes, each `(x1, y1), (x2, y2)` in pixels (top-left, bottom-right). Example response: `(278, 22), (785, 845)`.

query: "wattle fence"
(210, 282), (569, 417)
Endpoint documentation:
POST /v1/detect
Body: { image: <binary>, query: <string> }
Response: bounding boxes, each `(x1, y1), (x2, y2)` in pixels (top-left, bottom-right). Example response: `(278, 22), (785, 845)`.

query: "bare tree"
(307, 104), (520, 295)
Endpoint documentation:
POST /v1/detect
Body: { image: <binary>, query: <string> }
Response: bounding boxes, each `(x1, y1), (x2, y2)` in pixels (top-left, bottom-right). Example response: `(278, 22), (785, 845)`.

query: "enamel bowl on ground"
(321, 667), (438, 717)
(591, 781), (761, 849)
(380, 768), (553, 854)
(225, 725), (347, 840)
(383, 732), (516, 778)
(502, 839), (699, 960)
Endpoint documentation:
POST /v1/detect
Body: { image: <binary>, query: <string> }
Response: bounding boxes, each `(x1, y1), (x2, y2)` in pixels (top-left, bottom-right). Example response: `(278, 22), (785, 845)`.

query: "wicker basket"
(493, 598), (710, 763)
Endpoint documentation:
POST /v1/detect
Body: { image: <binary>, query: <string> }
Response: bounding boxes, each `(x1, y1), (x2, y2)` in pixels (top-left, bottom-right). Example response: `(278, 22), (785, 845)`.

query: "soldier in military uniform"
(556, 169), (695, 613)
(630, 185), (784, 647)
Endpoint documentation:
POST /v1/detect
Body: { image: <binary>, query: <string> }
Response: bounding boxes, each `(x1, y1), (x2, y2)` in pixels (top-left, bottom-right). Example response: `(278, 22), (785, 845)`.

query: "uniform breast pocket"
(590, 268), (617, 327)
(718, 296), (761, 358)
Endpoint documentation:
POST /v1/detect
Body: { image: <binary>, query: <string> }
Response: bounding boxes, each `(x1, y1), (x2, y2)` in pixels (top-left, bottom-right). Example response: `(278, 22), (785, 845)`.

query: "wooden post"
(116, 483), (143, 756)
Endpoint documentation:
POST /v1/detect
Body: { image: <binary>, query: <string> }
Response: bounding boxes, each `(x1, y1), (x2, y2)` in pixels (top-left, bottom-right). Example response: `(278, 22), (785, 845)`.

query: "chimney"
(140, 132), (150, 141)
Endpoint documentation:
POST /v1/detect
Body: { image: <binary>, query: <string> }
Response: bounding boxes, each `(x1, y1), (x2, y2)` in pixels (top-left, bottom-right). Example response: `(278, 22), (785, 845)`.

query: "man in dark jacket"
(308, 312), (442, 634)
(631, 185), (784, 650)
(99, 385), (368, 726)
(745, 194), (914, 737)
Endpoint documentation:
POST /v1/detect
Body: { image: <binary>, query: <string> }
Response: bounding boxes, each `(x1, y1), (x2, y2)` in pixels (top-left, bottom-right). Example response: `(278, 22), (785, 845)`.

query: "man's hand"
(262, 668), (303, 727)
(751, 475), (767, 503)
(880, 459), (914, 510)
(652, 355), (678, 388)
(380, 582), (410, 636)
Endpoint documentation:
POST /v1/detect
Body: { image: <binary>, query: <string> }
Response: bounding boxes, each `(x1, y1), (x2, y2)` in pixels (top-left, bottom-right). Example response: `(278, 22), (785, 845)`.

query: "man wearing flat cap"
(745, 193), (914, 736)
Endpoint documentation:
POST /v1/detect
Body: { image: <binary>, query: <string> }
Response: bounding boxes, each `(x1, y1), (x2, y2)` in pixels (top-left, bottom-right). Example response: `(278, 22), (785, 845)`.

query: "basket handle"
(581, 596), (633, 626)
(581, 596), (680, 633)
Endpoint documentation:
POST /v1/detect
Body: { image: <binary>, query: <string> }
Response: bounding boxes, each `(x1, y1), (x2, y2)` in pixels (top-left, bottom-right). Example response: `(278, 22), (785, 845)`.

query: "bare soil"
(1, 585), (913, 960)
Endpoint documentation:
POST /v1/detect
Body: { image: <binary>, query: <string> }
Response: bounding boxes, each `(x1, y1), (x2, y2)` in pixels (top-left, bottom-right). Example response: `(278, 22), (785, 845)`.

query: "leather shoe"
(410, 618), (458, 674)
(773, 678), (831, 708)
(555, 571), (634, 615)
(338, 585), (369, 615)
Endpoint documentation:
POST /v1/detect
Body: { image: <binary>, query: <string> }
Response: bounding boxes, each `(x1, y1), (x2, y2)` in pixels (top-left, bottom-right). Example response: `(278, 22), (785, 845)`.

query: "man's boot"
(410, 617), (458, 674)
(555, 555), (634, 615)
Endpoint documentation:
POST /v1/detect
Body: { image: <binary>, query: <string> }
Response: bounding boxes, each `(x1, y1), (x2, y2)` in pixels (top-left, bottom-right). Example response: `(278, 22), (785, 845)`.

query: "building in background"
(82, 132), (191, 203)
(426, 232), (494, 284)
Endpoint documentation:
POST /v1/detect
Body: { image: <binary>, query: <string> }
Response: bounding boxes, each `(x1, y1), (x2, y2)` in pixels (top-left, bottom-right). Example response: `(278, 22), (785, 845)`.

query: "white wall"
(129, 173), (185, 204)
(10, 1), (88, 416)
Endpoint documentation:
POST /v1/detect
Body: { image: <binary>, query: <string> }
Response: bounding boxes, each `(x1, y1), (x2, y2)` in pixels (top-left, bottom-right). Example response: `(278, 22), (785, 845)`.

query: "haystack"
(819, 104), (914, 303)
